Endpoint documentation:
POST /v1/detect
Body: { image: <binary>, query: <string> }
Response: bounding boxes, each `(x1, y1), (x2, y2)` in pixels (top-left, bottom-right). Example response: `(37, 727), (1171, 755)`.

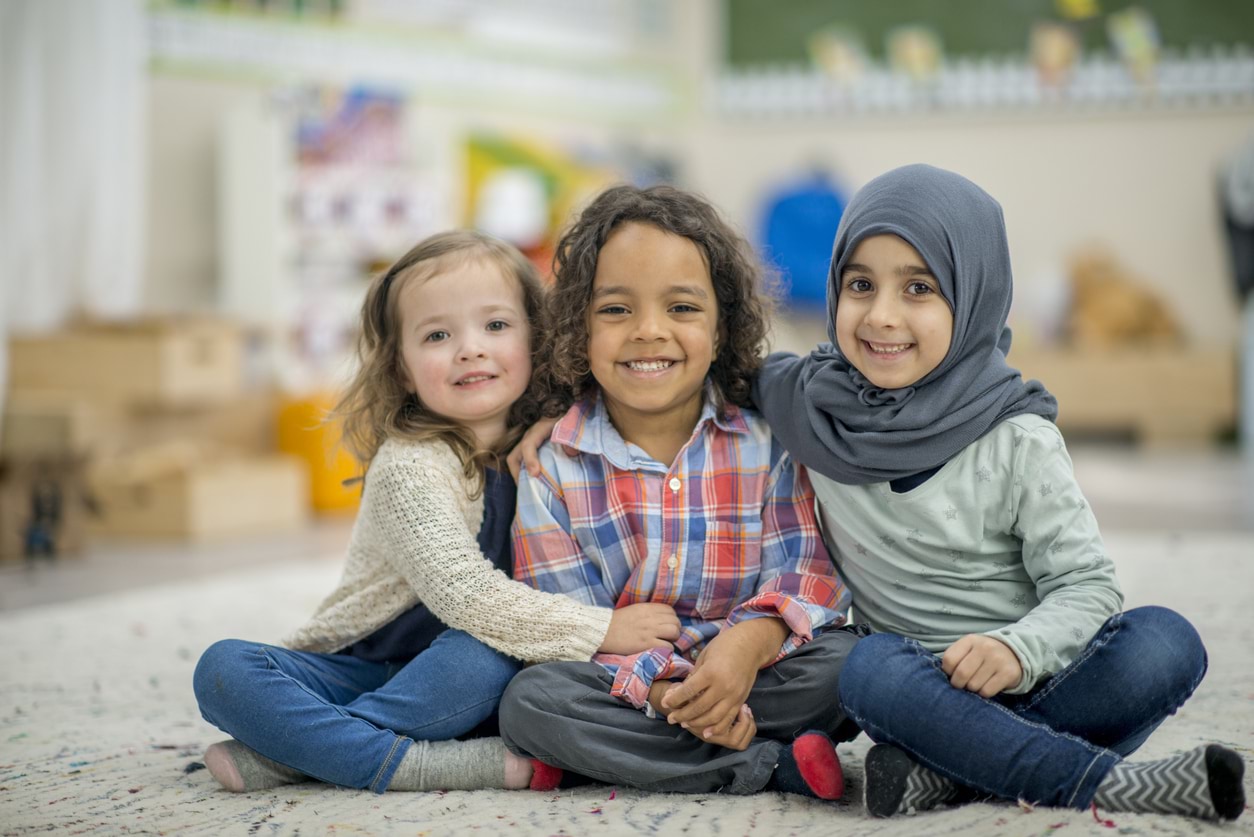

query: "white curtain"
(0, 0), (147, 425)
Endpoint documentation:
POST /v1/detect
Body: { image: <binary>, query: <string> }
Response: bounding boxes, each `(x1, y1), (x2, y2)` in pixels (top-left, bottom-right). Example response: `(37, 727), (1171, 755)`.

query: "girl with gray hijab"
(753, 164), (1243, 821)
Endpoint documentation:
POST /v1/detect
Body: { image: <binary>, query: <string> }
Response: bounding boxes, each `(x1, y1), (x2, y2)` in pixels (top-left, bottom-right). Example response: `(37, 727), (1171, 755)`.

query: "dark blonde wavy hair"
(536, 184), (775, 418)
(334, 230), (545, 494)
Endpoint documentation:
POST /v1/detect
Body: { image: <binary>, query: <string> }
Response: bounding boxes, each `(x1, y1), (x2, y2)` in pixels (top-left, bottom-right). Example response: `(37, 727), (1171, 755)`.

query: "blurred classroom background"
(2, 0), (1253, 602)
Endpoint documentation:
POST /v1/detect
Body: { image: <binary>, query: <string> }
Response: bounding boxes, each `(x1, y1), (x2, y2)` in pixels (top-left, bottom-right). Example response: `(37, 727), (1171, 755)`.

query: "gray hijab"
(753, 164), (1056, 485)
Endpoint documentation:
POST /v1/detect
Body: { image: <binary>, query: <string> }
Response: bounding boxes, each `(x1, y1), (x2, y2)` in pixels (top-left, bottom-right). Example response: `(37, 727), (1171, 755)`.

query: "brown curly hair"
(333, 230), (544, 494)
(536, 184), (775, 418)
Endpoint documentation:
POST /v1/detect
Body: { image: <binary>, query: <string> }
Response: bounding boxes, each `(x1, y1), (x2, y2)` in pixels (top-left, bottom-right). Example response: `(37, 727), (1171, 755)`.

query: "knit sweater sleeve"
(989, 423), (1124, 693)
(362, 449), (611, 662)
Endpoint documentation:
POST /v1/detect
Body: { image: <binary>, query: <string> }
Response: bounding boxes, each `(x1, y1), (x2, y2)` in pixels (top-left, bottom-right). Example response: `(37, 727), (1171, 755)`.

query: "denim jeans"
(838, 606), (1207, 809)
(193, 629), (521, 792)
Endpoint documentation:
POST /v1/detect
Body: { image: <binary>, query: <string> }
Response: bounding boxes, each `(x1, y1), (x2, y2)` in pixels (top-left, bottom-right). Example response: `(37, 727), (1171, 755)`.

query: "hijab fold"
(753, 164), (1056, 485)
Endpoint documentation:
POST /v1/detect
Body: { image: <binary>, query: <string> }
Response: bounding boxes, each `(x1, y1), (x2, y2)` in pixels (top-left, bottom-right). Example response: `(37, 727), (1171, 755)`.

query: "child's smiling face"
(835, 234), (954, 390)
(587, 222), (719, 438)
(397, 258), (532, 448)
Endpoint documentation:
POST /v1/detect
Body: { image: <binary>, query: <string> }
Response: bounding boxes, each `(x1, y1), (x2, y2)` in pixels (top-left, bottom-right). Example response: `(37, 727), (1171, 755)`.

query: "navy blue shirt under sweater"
(338, 467), (517, 664)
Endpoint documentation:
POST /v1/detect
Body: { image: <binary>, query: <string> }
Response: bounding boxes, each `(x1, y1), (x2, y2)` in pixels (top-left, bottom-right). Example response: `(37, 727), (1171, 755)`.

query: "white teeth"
(626, 360), (674, 372)
(866, 343), (911, 355)
(458, 375), (493, 385)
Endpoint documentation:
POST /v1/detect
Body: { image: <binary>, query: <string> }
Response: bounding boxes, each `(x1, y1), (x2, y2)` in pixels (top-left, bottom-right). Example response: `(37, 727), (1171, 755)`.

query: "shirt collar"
(551, 383), (750, 471)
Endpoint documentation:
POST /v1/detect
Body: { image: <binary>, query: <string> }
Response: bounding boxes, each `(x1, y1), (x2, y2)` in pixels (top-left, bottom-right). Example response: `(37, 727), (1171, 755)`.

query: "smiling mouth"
(623, 360), (675, 372)
(863, 341), (914, 356)
(456, 374), (496, 385)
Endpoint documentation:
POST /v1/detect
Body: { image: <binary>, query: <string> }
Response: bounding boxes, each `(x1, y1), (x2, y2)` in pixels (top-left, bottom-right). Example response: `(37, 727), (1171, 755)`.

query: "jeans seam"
(1065, 752), (1108, 808)
(401, 695), (502, 736)
(262, 645), (365, 692)
(369, 735), (408, 793)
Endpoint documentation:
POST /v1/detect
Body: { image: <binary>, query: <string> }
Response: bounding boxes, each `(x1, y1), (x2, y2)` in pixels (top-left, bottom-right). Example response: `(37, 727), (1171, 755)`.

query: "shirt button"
(668, 478), (681, 492)
(667, 555), (678, 569)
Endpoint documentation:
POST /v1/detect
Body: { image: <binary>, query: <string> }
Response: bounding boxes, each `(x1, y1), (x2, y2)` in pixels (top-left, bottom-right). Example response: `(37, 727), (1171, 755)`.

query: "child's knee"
(838, 632), (926, 711)
(192, 639), (251, 712)
(1124, 606), (1208, 687)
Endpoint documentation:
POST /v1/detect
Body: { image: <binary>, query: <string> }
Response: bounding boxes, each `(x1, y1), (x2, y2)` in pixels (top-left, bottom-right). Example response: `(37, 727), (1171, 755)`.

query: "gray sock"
(865, 744), (963, 817)
(1094, 745), (1245, 821)
(386, 737), (508, 792)
(203, 739), (307, 792)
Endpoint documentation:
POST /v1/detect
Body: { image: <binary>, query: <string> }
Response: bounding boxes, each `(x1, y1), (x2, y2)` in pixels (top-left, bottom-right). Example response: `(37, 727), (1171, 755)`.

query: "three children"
(196, 168), (1245, 822)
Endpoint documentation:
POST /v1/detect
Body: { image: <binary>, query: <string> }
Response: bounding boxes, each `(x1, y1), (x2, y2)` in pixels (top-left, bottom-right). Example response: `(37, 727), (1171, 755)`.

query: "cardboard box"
(9, 319), (244, 408)
(89, 453), (310, 541)
(0, 459), (90, 563)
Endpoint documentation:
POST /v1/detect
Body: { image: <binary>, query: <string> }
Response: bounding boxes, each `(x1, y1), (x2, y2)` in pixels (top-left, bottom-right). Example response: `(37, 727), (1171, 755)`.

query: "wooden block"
(1010, 348), (1236, 446)
(88, 455), (310, 541)
(1, 395), (114, 461)
(9, 319), (244, 409)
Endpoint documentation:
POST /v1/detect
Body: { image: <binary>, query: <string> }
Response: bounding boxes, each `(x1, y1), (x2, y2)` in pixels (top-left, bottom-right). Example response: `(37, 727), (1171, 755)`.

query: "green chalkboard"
(725, 0), (1254, 66)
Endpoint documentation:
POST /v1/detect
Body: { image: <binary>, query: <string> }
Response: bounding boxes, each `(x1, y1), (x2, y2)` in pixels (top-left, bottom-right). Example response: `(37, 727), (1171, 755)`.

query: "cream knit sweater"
(283, 436), (611, 661)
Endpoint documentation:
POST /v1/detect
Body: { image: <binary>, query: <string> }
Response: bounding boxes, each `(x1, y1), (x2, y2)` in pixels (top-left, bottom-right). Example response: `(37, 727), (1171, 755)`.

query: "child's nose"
(866, 296), (902, 328)
(457, 337), (488, 360)
(631, 310), (667, 341)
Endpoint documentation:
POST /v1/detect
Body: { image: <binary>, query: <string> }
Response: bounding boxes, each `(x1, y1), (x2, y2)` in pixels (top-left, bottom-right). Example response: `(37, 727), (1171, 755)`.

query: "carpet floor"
(2, 530), (1251, 836)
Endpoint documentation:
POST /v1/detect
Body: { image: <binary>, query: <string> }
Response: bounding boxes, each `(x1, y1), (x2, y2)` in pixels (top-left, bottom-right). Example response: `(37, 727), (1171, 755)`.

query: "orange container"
(276, 394), (361, 514)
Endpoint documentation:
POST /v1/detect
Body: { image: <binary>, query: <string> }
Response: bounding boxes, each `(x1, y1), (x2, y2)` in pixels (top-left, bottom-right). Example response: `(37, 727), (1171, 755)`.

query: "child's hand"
(506, 417), (559, 481)
(649, 681), (756, 750)
(601, 603), (682, 654)
(659, 631), (759, 737)
(699, 704), (757, 751)
(941, 634), (1023, 698)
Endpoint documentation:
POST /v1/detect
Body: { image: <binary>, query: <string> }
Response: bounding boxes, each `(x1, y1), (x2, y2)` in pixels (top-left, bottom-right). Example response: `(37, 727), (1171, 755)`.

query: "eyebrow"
(592, 284), (710, 299)
(841, 262), (934, 278)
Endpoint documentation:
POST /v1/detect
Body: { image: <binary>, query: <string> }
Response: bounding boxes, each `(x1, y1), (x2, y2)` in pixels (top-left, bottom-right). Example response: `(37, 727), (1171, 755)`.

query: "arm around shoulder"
(362, 448), (611, 662)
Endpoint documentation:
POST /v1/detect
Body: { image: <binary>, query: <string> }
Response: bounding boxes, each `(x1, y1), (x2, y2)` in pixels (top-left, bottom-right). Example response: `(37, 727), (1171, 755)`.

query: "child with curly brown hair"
(497, 185), (864, 798)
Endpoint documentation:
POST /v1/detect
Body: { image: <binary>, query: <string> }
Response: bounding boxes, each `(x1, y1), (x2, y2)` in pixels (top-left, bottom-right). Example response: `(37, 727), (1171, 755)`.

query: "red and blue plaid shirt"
(512, 392), (849, 708)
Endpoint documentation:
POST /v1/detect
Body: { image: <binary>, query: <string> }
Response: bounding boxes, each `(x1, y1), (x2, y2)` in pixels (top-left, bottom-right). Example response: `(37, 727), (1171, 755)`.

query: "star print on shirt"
(1038, 483), (1053, 498)
(1049, 541), (1064, 554)
(880, 535), (896, 549)
(854, 542), (868, 555)
(892, 581), (907, 592)
(976, 467), (992, 483)
(1011, 592), (1028, 606)
(907, 528), (922, 543)
(1071, 626), (1086, 642)
(944, 505), (958, 521)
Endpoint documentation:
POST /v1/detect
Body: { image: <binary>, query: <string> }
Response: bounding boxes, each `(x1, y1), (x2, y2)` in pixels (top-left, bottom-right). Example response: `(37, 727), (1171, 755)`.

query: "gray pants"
(499, 627), (864, 794)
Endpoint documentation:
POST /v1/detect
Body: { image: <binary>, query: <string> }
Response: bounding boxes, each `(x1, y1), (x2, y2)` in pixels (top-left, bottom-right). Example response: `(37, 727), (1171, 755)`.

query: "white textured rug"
(2, 531), (1252, 836)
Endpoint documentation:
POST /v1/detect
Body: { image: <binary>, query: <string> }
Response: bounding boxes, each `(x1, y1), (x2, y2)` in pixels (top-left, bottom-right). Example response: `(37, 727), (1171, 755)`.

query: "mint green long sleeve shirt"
(810, 414), (1123, 694)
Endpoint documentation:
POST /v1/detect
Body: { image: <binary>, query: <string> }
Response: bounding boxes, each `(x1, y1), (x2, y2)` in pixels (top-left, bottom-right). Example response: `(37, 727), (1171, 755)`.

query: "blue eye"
(425, 330), (449, 343)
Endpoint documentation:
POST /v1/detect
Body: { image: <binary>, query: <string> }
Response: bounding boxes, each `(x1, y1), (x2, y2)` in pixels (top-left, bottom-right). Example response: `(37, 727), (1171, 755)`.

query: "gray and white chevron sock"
(865, 743), (963, 817)
(1094, 745), (1246, 821)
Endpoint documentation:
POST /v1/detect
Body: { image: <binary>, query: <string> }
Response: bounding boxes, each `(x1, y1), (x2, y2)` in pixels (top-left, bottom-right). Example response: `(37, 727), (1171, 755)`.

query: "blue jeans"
(838, 606), (1207, 809)
(193, 629), (521, 792)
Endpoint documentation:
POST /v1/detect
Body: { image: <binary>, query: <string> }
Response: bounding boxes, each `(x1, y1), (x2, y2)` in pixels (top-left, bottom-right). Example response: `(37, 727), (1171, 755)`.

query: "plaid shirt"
(512, 392), (849, 708)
